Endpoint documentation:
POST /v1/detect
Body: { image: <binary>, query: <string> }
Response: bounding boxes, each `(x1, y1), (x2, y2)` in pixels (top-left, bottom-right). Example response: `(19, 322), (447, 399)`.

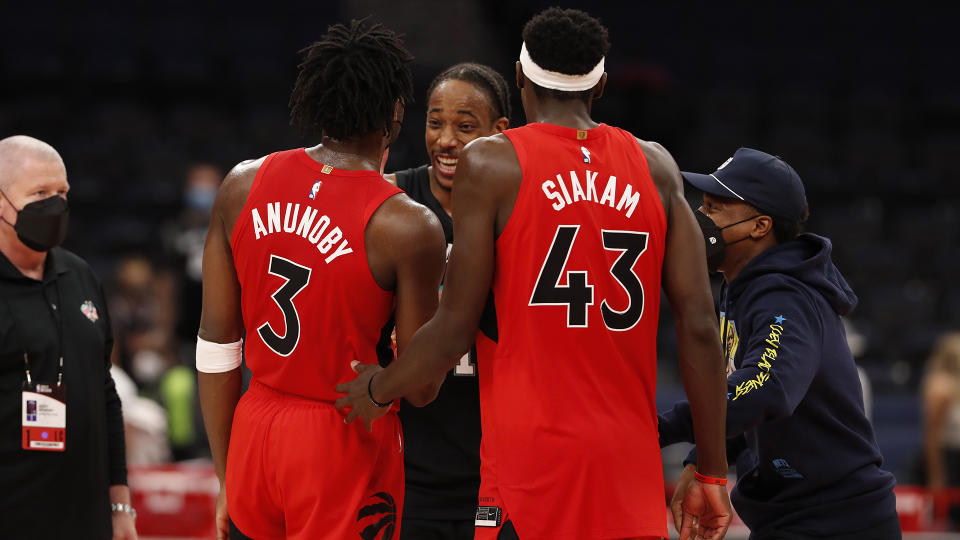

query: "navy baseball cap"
(682, 148), (808, 222)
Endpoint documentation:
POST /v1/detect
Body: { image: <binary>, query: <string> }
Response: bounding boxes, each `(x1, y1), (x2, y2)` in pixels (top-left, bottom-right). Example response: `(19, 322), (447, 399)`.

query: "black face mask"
(0, 192), (70, 252)
(694, 211), (759, 273)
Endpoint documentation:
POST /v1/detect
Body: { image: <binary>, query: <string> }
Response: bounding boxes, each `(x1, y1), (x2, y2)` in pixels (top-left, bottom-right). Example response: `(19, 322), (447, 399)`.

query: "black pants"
(399, 517), (475, 540)
(231, 515), (479, 540)
(488, 522), (665, 540)
(749, 514), (902, 540)
(400, 517), (519, 540)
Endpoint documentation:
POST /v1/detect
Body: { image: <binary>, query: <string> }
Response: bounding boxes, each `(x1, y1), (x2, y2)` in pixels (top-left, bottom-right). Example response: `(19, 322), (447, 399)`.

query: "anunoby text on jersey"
(249, 201), (354, 264)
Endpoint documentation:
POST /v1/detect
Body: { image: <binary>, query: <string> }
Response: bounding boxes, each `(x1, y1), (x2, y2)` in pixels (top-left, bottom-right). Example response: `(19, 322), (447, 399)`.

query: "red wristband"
(694, 471), (728, 486)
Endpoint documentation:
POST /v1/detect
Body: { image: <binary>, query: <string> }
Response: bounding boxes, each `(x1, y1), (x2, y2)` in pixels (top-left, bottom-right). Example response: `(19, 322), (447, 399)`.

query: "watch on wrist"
(111, 502), (137, 520)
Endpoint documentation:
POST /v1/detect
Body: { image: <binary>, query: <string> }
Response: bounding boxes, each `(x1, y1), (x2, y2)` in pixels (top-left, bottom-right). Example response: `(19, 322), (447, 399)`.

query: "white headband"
(519, 42), (605, 92)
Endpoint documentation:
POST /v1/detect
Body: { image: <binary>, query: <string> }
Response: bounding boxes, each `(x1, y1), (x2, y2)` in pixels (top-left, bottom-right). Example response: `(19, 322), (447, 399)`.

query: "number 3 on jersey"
(530, 225), (648, 331)
(258, 255), (312, 356)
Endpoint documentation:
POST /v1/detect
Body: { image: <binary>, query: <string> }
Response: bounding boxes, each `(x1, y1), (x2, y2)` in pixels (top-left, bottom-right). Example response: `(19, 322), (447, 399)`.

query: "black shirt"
(393, 165), (484, 520)
(397, 165), (454, 245)
(0, 247), (126, 540)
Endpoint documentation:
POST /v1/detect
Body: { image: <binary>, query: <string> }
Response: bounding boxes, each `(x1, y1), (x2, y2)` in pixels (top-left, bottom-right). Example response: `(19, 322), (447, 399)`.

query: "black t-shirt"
(391, 165), (490, 520)
(0, 248), (126, 539)
(397, 165), (454, 245)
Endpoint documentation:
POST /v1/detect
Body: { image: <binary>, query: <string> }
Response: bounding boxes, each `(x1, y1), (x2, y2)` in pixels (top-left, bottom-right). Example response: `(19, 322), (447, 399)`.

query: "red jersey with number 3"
(486, 123), (668, 539)
(230, 148), (401, 401)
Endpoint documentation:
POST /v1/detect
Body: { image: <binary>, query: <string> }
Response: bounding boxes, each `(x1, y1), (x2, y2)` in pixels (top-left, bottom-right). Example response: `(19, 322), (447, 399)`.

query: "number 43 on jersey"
(530, 225), (648, 331)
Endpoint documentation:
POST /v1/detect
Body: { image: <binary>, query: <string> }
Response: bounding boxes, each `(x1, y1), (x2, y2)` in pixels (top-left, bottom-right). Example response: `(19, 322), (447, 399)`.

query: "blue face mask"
(185, 186), (216, 211)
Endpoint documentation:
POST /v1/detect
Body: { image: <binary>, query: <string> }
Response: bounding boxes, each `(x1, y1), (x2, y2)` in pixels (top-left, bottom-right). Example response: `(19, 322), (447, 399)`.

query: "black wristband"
(367, 372), (392, 408)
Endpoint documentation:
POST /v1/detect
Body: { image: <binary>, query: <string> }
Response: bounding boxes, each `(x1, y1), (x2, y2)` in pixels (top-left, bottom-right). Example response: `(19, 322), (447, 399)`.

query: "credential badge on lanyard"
(7, 287), (68, 452)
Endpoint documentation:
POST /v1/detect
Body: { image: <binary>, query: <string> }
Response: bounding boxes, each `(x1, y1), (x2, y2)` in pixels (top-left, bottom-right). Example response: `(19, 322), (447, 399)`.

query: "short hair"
(426, 63), (512, 123)
(770, 215), (806, 243)
(521, 7), (610, 102)
(747, 203), (808, 244)
(289, 19), (414, 140)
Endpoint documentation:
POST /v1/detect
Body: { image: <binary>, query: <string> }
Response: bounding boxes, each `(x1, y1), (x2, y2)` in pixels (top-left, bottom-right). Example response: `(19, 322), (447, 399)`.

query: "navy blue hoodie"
(659, 234), (897, 537)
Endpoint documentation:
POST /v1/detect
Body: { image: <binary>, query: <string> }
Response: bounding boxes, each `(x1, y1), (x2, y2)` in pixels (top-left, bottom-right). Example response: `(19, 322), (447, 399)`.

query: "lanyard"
(2, 278), (65, 387)
(720, 318), (728, 350)
(719, 287), (730, 361)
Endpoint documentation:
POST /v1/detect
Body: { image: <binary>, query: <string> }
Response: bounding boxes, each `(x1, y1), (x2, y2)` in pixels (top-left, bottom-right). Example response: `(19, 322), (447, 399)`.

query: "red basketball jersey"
(486, 123), (668, 539)
(230, 149), (401, 401)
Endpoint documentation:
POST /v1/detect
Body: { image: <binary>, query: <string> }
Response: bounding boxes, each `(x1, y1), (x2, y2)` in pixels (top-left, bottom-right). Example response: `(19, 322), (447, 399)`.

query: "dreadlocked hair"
(289, 19), (414, 140)
(522, 7), (610, 101)
(426, 62), (512, 124)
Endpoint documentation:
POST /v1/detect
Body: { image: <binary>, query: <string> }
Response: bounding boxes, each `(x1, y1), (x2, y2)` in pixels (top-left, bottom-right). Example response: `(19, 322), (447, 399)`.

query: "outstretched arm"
(364, 194), (448, 406)
(336, 135), (518, 426)
(644, 140), (728, 477)
(660, 290), (824, 446)
(642, 140), (730, 540)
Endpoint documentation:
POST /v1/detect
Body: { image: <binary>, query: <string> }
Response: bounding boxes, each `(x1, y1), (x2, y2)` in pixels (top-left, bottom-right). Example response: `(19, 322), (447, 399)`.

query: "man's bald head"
(0, 136), (66, 191)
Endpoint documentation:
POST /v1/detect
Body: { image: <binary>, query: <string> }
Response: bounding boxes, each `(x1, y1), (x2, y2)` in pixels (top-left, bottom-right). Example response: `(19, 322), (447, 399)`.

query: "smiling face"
(425, 79), (506, 190)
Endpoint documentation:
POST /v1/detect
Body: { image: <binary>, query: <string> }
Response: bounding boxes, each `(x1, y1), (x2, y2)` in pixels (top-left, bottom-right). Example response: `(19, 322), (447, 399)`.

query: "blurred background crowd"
(3, 0), (959, 529)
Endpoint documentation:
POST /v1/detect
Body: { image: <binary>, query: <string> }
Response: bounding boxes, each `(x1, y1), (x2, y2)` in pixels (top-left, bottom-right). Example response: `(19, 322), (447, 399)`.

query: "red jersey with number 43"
(487, 123), (668, 539)
(230, 149), (401, 401)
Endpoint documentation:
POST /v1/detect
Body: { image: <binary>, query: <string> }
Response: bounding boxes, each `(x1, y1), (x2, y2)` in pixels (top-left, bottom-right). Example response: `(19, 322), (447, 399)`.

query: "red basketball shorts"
(226, 380), (404, 540)
(474, 456), (664, 540)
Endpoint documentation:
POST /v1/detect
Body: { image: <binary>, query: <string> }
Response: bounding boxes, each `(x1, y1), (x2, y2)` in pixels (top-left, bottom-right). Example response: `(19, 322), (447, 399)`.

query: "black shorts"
(496, 520), (519, 540)
(398, 516), (475, 540)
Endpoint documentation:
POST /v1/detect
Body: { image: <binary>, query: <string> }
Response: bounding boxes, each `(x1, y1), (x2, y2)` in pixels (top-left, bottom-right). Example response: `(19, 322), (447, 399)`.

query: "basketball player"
(382, 63), (510, 540)
(196, 20), (447, 540)
(337, 8), (731, 540)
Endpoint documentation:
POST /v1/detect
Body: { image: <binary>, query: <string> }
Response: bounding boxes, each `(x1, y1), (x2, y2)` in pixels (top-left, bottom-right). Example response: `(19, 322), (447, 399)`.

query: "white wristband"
(196, 336), (243, 373)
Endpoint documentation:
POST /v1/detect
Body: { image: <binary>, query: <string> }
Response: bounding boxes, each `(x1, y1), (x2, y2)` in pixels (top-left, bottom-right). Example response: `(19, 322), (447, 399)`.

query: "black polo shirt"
(0, 247), (126, 540)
